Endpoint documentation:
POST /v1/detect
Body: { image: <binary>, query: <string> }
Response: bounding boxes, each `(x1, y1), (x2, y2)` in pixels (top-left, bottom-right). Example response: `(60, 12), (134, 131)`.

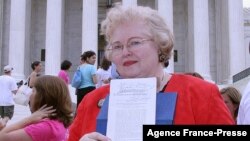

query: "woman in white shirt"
(237, 82), (250, 124)
(96, 57), (111, 88)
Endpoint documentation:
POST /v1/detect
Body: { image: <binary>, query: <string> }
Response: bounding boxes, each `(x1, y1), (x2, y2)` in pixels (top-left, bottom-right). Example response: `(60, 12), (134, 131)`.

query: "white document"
(107, 77), (156, 141)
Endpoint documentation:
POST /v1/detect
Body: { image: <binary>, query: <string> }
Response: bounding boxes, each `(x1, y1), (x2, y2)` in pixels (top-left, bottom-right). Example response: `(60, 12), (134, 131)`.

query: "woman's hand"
(28, 105), (56, 124)
(102, 78), (111, 84)
(79, 132), (111, 141)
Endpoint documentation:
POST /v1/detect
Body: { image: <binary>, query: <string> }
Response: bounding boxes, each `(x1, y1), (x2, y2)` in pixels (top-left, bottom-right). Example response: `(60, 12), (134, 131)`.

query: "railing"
(233, 67), (250, 83)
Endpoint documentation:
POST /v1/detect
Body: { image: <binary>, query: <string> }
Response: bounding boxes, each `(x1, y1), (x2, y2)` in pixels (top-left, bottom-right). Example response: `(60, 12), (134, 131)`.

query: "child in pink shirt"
(0, 76), (73, 141)
(58, 60), (72, 84)
(24, 119), (66, 141)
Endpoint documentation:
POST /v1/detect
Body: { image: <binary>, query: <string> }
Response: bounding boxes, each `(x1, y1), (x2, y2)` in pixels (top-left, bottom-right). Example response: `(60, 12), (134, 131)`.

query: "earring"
(159, 52), (167, 62)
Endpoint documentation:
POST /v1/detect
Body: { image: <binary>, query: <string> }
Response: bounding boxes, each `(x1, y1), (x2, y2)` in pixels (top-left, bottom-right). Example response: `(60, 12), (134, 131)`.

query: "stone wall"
(244, 8), (250, 68)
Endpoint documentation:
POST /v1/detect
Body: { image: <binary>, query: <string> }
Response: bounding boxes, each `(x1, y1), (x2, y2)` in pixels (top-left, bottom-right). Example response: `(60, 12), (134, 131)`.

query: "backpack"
(71, 67), (82, 88)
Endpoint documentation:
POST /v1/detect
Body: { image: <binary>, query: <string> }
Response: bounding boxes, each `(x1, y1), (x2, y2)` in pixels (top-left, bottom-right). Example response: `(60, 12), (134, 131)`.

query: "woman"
(238, 81), (250, 124)
(28, 61), (42, 88)
(96, 57), (111, 88)
(69, 5), (234, 141)
(220, 87), (241, 122)
(76, 51), (97, 108)
(0, 76), (73, 141)
(58, 60), (72, 84)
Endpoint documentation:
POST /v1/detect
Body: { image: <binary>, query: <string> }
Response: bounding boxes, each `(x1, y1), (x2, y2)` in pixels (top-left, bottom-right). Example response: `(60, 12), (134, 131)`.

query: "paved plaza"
(8, 86), (77, 125)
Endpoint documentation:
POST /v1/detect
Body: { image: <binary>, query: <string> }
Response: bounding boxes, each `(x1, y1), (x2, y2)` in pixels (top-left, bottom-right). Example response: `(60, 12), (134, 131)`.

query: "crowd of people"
(0, 4), (249, 141)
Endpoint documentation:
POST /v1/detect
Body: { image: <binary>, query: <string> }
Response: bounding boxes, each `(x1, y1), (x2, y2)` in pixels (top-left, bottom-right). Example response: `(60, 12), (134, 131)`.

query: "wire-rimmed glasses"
(106, 37), (153, 56)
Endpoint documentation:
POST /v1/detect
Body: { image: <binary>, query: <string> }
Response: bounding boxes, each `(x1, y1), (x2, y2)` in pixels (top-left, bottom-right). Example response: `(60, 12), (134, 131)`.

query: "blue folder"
(96, 92), (177, 135)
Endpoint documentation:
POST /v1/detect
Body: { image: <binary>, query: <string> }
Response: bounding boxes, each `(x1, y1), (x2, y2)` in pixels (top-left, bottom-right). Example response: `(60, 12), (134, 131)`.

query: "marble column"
(45, 0), (64, 75)
(0, 0), (3, 71)
(157, 0), (174, 73)
(188, 0), (211, 80)
(215, 0), (244, 84)
(9, 0), (30, 79)
(227, 0), (245, 83)
(215, 0), (228, 84)
(122, 0), (137, 8)
(82, 0), (98, 67)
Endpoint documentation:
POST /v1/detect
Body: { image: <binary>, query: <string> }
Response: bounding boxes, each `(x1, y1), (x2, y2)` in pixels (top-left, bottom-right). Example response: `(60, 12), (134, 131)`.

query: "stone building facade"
(244, 8), (250, 68)
(0, 0), (248, 86)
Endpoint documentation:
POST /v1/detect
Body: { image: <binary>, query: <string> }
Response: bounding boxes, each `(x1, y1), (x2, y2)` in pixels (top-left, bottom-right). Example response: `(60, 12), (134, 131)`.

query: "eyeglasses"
(106, 37), (153, 56)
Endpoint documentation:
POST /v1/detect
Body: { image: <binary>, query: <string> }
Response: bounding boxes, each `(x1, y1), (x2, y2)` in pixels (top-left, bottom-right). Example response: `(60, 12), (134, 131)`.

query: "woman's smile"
(123, 60), (137, 66)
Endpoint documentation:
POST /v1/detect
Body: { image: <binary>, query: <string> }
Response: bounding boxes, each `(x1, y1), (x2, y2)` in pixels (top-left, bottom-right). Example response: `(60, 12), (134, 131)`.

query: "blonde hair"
(220, 87), (241, 119)
(101, 4), (174, 63)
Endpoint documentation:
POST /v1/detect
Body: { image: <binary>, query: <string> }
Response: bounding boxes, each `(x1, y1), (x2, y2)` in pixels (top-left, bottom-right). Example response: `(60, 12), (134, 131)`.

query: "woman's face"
(109, 21), (160, 78)
(222, 94), (237, 118)
(35, 63), (42, 72)
(87, 55), (96, 65)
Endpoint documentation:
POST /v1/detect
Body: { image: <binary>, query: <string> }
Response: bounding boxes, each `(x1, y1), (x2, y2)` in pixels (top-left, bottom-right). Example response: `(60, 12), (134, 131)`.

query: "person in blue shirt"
(76, 51), (97, 108)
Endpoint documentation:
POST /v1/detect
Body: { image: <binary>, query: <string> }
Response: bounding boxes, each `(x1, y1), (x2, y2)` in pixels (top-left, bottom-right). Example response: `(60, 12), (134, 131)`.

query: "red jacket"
(68, 74), (234, 141)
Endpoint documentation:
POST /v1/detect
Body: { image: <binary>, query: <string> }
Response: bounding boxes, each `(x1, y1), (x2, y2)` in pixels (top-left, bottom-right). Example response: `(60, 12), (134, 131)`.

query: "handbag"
(71, 67), (82, 88)
(13, 82), (32, 106)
